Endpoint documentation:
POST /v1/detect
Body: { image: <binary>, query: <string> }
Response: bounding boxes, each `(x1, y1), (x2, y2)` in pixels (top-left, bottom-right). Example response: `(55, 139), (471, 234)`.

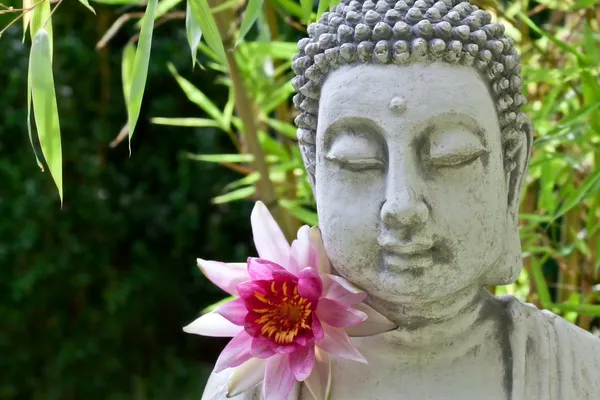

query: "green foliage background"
(1, 0), (600, 398)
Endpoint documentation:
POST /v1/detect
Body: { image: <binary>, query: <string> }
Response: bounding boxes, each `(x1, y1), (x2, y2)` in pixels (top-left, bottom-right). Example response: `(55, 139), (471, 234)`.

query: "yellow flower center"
(252, 281), (313, 345)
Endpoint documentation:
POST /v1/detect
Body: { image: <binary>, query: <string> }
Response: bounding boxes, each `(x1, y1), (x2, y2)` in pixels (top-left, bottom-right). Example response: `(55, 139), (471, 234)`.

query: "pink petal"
(321, 274), (367, 306)
(316, 298), (367, 328)
(312, 315), (324, 341)
(298, 267), (322, 303)
(289, 225), (317, 274)
(271, 268), (298, 282)
(215, 298), (248, 326)
(289, 343), (316, 381)
(251, 201), (291, 267)
(316, 325), (367, 364)
(182, 312), (243, 337)
(263, 354), (297, 400)
(304, 348), (332, 400)
(237, 280), (267, 301)
(227, 357), (267, 397)
(309, 227), (332, 274)
(197, 258), (250, 296)
(345, 302), (398, 337)
(247, 257), (286, 280)
(214, 331), (254, 372)
(251, 337), (276, 359)
(270, 343), (297, 354)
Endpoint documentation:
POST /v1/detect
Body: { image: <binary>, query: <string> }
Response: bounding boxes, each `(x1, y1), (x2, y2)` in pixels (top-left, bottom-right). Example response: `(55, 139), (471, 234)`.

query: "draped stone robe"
(202, 295), (600, 400)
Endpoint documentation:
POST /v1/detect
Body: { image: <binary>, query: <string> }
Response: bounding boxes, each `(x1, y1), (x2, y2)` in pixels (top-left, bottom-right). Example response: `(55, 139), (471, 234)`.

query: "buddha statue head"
(292, 0), (534, 304)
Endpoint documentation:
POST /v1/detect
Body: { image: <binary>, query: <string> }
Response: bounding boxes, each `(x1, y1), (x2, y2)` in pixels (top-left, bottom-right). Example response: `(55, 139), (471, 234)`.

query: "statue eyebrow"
(322, 116), (385, 151)
(420, 112), (486, 141)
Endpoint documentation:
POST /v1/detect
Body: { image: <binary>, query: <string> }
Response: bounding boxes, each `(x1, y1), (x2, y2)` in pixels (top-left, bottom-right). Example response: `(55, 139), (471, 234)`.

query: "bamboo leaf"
(187, 153), (254, 163)
(280, 200), (318, 225)
(151, 117), (219, 127)
(555, 168), (600, 218)
(185, 1), (203, 67)
(530, 256), (552, 308)
(262, 80), (294, 114)
(29, 29), (62, 203)
(222, 88), (235, 132)
(201, 295), (237, 314)
(212, 186), (256, 204)
(121, 43), (135, 107)
(127, 0), (159, 151)
(78, 0), (96, 13)
(167, 63), (224, 124)
(29, 0), (52, 54)
(264, 118), (297, 139)
(188, 0), (226, 63)
(517, 12), (590, 64)
(237, 0), (264, 44)
(223, 172), (260, 191)
(23, 0), (33, 41)
(300, 0), (312, 23)
(316, 0), (329, 20)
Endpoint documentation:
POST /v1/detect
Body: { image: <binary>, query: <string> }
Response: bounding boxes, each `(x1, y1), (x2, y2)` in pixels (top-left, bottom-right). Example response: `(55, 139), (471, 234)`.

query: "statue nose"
(380, 187), (429, 228)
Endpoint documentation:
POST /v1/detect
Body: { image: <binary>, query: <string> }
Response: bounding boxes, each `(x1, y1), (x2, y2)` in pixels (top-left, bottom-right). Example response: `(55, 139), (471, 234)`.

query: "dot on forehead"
(389, 96), (407, 114)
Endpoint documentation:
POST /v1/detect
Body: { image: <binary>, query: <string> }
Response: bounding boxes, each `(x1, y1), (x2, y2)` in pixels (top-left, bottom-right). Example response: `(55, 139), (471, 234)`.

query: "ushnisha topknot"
(292, 0), (532, 184)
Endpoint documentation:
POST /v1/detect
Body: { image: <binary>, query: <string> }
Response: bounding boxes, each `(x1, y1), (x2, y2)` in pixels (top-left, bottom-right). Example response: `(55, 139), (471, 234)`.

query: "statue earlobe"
(483, 116), (533, 286)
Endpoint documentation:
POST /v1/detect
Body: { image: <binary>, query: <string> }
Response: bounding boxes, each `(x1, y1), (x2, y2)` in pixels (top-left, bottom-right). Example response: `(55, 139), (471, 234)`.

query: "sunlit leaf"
(223, 88), (235, 132)
(29, 0), (52, 54)
(237, 0), (264, 44)
(316, 0), (329, 20)
(23, 0), (33, 41)
(212, 186), (256, 204)
(223, 172), (260, 191)
(517, 12), (590, 64)
(185, 1), (203, 67)
(121, 43), (135, 107)
(300, 0), (312, 23)
(188, 0), (226, 63)
(280, 200), (318, 225)
(156, 0), (183, 20)
(262, 80), (294, 114)
(167, 63), (224, 125)
(201, 295), (237, 314)
(264, 118), (297, 140)
(127, 0), (158, 151)
(29, 29), (62, 203)
(187, 153), (254, 163)
(151, 117), (219, 127)
(78, 0), (96, 13)
(571, 0), (598, 10)
(244, 41), (298, 59)
(269, 0), (303, 19)
(555, 168), (600, 218)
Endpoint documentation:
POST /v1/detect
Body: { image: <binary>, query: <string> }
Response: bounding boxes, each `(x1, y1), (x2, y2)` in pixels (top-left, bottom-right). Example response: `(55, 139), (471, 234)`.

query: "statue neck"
(367, 285), (497, 355)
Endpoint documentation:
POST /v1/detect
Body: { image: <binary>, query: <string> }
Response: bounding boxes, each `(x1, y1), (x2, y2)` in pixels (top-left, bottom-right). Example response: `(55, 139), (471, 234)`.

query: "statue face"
(315, 63), (508, 303)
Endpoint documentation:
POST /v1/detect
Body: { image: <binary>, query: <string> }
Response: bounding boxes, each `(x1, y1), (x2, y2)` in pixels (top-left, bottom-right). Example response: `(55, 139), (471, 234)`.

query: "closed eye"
(326, 155), (386, 171)
(424, 147), (488, 168)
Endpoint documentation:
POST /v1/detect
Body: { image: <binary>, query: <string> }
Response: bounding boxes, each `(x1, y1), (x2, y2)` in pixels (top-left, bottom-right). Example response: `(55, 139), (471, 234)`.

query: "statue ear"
(483, 118), (533, 286)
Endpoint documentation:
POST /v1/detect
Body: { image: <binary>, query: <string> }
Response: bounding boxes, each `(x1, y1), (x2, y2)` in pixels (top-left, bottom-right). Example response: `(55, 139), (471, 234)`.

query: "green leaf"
(555, 168), (600, 218)
(316, 0), (329, 20)
(517, 12), (590, 64)
(29, 0), (52, 54)
(78, 0), (96, 13)
(121, 43), (135, 108)
(23, 0), (33, 40)
(548, 303), (600, 316)
(155, 0), (183, 20)
(185, 1), (203, 67)
(29, 29), (62, 204)
(244, 41), (298, 60)
(90, 0), (139, 3)
(167, 63), (224, 125)
(187, 153), (254, 163)
(223, 172), (260, 191)
(127, 0), (158, 151)
(222, 88), (235, 132)
(188, 0), (226, 63)
(571, 0), (598, 10)
(151, 117), (220, 127)
(269, 0), (303, 19)
(262, 80), (294, 114)
(201, 295), (236, 314)
(264, 118), (297, 139)
(26, 69), (43, 171)
(530, 256), (552, 308)
(300, 0), (312, 23)
(280, 200), (318, 225)
(212, 186), (256, 204)
(237, 0), (264, 44)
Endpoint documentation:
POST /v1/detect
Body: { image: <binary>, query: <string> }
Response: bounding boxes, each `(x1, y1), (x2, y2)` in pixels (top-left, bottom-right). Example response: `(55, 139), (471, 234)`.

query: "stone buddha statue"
(202, 0), (600, 398)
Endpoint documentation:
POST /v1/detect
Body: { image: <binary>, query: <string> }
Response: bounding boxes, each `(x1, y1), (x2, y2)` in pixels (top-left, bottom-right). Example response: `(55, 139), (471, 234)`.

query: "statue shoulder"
(497, 294), (600, 398)
(201, 369), (260, 400)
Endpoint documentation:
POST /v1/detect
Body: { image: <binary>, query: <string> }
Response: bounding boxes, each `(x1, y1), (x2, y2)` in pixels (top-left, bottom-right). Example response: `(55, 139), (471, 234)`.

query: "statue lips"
(378, 240), (436, 271)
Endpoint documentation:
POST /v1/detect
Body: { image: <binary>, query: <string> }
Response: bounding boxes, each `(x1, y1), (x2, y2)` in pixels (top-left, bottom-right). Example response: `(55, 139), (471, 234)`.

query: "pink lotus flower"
(184, 202), (396, 400)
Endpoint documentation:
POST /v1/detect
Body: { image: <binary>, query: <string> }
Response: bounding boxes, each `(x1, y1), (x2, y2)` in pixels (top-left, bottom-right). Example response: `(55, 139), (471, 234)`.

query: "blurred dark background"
(0, 5), (251, 399)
